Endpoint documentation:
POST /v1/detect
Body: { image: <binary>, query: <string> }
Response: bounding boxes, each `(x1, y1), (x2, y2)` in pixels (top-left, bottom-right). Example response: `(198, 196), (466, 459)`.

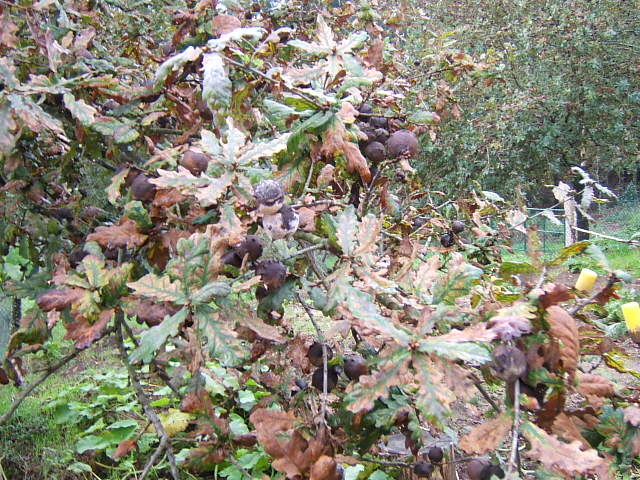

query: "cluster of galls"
(356, 104), (420, 166)
(466, 459), (505, 480)
(298, 342), (369, 393)
(412, 446), (444, 478)
(440, 219), (465, 248)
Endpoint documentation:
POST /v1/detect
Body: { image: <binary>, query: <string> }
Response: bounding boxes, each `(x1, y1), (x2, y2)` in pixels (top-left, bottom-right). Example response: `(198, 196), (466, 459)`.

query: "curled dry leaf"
(546, 306), (579, 380)
(552, 413), (591, 450)
(310, 455), (341, 480)
(537, 283), (574, 309)
(86, 218), (148, 249)
(112, 439), (137, 459)
(64, 308), (113, 350)
(523, 422), (610, 479)
(249, 408), (296, 459)
(459, 412), (512, 454)
(37, 288), (85, 312)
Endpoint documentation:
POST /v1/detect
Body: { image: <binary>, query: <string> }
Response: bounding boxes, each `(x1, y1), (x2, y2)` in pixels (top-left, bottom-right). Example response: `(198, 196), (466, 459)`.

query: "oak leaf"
(249, 408), (296, 459)
(459, 412), (512, 454)
(64, 308), (112, 350)
(87, 218), (148, 249)
(552, 413), (590, 450)
(37, 288), (85, 312)
(546, 306), (579, 379)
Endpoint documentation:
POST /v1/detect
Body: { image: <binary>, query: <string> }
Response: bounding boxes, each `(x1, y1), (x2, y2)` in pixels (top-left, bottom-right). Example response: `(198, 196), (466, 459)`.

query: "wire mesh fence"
(511, 208), (566, 256)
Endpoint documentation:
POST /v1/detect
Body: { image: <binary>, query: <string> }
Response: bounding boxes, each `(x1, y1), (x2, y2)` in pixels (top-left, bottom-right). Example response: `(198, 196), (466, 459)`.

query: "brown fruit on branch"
(386, 129), (419, 158)
(311, 365), (339, 392)
(307, 341), (334, 367)
(452, 220), (465, 234)
(364, 141), (386, 163)
(492, 345), (527, 382)
(255, 259), (287, 291)
(440, 233), (454, 248)
(427, 446), (443, 463)
(373, 127), (389, 144)
(180, 150), (209, 176)
(413, 461), (434, 478)
(343, 354), (368, 381)
(131, 174), (156, 202)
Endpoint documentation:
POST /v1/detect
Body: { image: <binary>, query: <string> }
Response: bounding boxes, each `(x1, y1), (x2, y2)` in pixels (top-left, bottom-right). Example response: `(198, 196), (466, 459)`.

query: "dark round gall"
(358, 103), (374, 120)
(492, 345), (527, 383)
(221, 249), (243, 269)
(413, 461), (434, 478)
(180, 150), (209, 176)
(364, 141), (386, 163)
(440, 233), (454, 248)
(255, 259), (287, 291)
(370, 116), (388, 129)
(307, 341), (334, 367)
(427, 446), (443, 463)
(451, 220), (465, 234)
(343, 354), (368, 382)
(131, 174), (156, 202)
(467, 459), (491, 480)
(386, 129), (419, 158)
(311, 365), (339, 392)
(235, 235), (263, 263)
(373, 127), (389, 144)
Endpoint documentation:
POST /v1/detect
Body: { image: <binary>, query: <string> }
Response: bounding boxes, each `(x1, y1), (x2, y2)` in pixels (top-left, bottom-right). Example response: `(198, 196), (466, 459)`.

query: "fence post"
(564, 198), (577, 246)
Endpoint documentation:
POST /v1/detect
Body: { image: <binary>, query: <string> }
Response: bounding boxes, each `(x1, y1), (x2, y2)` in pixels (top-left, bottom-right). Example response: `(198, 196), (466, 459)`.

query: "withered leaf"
(249, 408), (296, 459)
(310, 455), (340, 480)
(576, 372), (614, 398)
(211, 14), (241, 35)
(546, 306), (579, 379)
(87, 218), (148, 249)
(239, 315), (285, 343)
(522, 421), (609, 478)
(64, 308), (113, 349)
(552, 413), (590, 450)
(459, 412), (512, 454)
(37, 288), (85, 312)
(537, 283), (573, 309)
(112, 439), (136, 459)
(437, 323), (497, 343)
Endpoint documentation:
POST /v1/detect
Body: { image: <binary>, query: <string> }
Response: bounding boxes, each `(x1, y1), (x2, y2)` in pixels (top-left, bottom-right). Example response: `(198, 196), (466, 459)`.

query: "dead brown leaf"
(249, 408), (296, 459)
(538, 283), (574, 309)
(297, 206), (317, 232)
(310, 455), (340, 480)
(437, 323), (498, 343)
(459, 412), (512, 454)
(87, 218), (148, 249)
(576, 372), (614, 398)
(37, 288), (85, 312)
(211, 14), (241, 35)
(364, 38), (384, 69)
(64, 308), (112, 349)
(112, 439), (137, 459)
(552, 413), (590, 450)
(546, 306), (579, 380)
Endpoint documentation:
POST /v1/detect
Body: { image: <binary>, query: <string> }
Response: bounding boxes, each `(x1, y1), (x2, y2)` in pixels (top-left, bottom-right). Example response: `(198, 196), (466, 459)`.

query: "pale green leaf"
(63, 93), (98, 126)
(236, 132), (292, 165)
(191, 281), (231, 303)
(337, 31), (368, 54)
(336, 205), (358, 255)
(207, 27), (266, 51)
(154, 46), (202, 88)
(202, 52), (231, 112)
(107, 167), (129, 204)
(127, 273), (187, 304)
(81, 256), (108, 289)
(407, 110), (440, 125)
(418, 339), (491, 363)
(194, 172), (235, 206)
(286, 39), (332, 55)
(129, 308), (188, 364)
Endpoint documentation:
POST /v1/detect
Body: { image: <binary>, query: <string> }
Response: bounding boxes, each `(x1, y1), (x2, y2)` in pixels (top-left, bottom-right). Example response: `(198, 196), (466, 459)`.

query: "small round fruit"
(307, 342), (334, 367)
(386, 129), (419, 158)
(492, 345), (527, 383)
(235, 235), (263, 263)
(358, 103), (374, 120)
(343, 354), (368, 381)
(370, 116), (388, 129)
(364, 141), (386, 163)
(255, 259), (287, 291)
(180, 150), (209, 175)
(440, 233), (454, 248)
(427, 446), (443, 463)
(451, 220), (465, 234)
(413, 461), (433, 478)
(467, 459), (491, 480)
(221, 249), (243, 269)
(131, 174), (156, 202)
(311, 365), (338, 392)
(373, 127), (389, 144)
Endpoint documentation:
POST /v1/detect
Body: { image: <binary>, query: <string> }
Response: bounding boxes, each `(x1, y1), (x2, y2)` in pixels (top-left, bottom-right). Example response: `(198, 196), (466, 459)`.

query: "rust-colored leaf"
(343, 141), (371, 183)
(523, 422), (610, 478)
(538, 283), (573, 309)
(87, 218), (148, 249)
(552, 413), (590, 450)
(576, 372), (614, 398)
(249, 408), (296, 459)
(37, 288), (85, 312)
(297, 206), (317, 232)
(459, 412), (512, 454)
(310, 455), (340, 480)
(239, 315), (286, 343)
(112, 439), (136, 459)
(64, 308), (112, 349)
(211, 14), (241, 35)
(126, 298), (179, 327)
(546, 306), (579, 379)
(364, 38), (384, 69)
(437, 323), (498, 343)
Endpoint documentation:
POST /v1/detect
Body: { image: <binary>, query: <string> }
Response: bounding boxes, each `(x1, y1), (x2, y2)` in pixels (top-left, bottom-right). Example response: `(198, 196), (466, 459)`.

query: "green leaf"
(76, 434), (111, 453)
(129, 308), (188, 364)
(127, 273), (187, 304)
(191, 281), (231, 303)
(92, 119), (139, 144)
(418, 338), (490, 363)
(68, 462), (93, 473)
(482, 191), (505, 202)
(63, 93), (98, 126)
(407, 110), (440, 125)
(585, 244), (611, 271)
(82, 255), (108, 289)
(368, 470), (394, 480)
(336, 205), (358, 255)
(202, 52), (232, 112)
(546, 240), (590, 266)
(229, 413), (249, 435)
(499, 261), (536, 278)
(207, 27), (266, 52)
(124, 201), (152, 229)
(346, 288), (412, 346)
(344, 465), (365, 480)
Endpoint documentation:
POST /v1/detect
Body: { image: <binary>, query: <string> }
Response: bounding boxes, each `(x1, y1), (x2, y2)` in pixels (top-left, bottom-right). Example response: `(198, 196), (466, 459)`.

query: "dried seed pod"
(311, 365), (339, 392)
(386, 129), (419, 158)
(131, 174), (156, 202)
(343, 354), (368, 381)
(254, 180), (285, 216)
(255, 259), (287, 291)
(180, 150), (209, 175)
(262, 204), (299, 240)
(440, 233), (454, 248)
(364, 141), (386, 163)
(307, 341), (334, 367)
(492, 345), (527, 382)
(427, 446), (443, 464)
(413, 461), (434, 478)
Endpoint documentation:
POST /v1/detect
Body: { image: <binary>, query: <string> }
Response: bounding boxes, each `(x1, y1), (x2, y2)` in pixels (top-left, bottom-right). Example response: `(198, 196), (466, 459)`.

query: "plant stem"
(508, 380), (521, 474)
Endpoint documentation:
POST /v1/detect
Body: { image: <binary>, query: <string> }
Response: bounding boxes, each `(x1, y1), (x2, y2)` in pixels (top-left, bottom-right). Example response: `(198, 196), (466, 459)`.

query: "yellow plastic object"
(575, 268), (597, 292)
(622, 302), (640, 341)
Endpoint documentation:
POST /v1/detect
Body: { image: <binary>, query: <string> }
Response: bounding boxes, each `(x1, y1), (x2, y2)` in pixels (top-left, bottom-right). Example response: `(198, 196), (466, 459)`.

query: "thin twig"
(115, 313), (180, 480)
(140, 436), (169, 479)
(281, 242), (329, 262)
(300, 157), (316, 200)
(296, 292), (328, 431)
(508, 380), (521, 474)
(0, 327), (114, 426)
(470, 374), (502, 413)
(570, 273), (618, 316)
(305, 251), (330, 291)
(571, 226), (640, 247)
(229, 456), (255, 480)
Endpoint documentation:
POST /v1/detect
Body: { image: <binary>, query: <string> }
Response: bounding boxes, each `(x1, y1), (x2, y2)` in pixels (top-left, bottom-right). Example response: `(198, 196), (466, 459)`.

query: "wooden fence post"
(564, 198), (577, 246)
